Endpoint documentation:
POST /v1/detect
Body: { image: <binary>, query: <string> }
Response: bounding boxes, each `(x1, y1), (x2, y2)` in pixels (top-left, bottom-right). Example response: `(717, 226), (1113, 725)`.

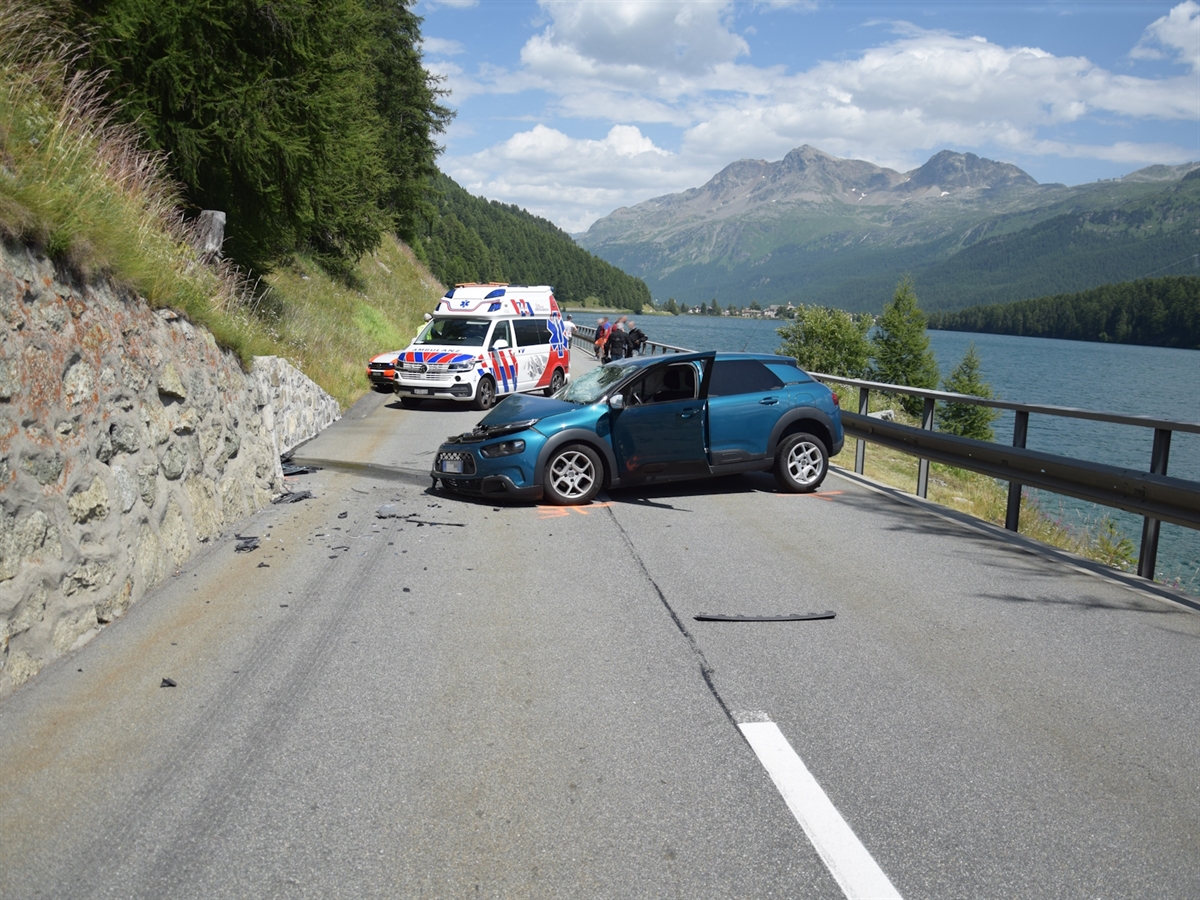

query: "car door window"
(708, 360), (784, 396)
(489, 321), (513, 349)
(512, 319), (541, 347)
(625, 363), (697, 405)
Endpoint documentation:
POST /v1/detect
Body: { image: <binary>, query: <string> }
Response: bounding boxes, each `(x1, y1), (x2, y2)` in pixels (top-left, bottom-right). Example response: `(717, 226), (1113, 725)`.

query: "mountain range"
(576, 146), (1200, 313)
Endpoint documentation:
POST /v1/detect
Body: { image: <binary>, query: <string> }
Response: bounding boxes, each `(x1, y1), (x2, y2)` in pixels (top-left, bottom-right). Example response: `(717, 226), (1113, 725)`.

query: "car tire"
(471, 377), (497, 411)
(544, 368), (566, 397)
(543, 443), (602, 505)
(774, 432), (829, 493)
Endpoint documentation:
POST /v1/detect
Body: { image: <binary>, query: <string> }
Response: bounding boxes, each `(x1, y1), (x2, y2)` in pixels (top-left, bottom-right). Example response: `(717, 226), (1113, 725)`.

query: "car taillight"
(832, 392), (840, 407)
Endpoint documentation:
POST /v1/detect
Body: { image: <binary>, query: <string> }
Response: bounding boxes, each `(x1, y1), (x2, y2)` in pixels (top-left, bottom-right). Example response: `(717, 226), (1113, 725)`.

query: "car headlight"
(480, 439), (526, 459)
(448, 361), (475, 372)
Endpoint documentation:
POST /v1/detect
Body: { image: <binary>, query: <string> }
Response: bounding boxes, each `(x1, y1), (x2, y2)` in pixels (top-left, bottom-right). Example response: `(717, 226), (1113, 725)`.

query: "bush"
(776, 305), (872, 376)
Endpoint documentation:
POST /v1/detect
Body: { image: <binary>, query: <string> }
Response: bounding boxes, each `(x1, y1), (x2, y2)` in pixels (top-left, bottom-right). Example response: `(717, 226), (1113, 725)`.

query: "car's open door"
(608, 354), (714, 481)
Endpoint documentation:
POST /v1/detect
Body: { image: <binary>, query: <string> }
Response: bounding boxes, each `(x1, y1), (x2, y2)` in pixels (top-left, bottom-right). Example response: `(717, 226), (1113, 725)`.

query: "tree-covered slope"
(926, 276), (1200, 349)
(70, 0), (452, 273)
(580, 146), (1199, 314)
(422, 174), (651, 311)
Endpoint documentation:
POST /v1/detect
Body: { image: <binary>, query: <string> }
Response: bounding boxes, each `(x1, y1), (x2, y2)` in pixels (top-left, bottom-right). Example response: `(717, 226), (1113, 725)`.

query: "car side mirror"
(608, 394), (625, 410)
(492, 339), (509, 350)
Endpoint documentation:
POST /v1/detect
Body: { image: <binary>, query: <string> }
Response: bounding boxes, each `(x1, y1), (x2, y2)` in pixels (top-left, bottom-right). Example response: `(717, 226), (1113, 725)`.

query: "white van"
(393, 284), (571, 409)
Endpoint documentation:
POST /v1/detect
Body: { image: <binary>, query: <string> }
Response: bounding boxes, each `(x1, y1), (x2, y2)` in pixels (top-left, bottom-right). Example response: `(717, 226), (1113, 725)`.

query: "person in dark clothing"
(627, 321), (647, 355)
(607, 323), (629, 360)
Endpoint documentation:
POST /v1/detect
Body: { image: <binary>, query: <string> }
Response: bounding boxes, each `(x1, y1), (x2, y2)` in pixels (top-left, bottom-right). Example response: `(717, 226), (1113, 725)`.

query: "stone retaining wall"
(0, 242), (339, 698)
(252, 355), (341, 457)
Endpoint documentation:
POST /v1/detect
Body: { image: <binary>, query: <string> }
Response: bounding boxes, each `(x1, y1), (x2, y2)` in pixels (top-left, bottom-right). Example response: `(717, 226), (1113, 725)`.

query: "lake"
(589, 312), (1200, 592)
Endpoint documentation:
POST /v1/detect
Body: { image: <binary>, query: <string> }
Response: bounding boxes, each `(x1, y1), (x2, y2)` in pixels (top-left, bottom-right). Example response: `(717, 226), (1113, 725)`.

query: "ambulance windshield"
(415, 317), (491, 346)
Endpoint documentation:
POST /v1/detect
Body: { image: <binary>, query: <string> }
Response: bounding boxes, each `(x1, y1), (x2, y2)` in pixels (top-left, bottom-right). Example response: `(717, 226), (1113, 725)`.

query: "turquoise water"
(607, 313), (1200, 590)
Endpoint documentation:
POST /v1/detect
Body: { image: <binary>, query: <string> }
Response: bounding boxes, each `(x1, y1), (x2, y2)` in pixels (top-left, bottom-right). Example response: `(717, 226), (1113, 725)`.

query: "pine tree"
(871, 278), (940, 416)
(937, 343), (999, 441)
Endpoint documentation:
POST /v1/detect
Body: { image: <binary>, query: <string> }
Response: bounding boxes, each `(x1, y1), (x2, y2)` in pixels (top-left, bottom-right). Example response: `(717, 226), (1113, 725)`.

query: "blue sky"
(415, 1), (1200, 232)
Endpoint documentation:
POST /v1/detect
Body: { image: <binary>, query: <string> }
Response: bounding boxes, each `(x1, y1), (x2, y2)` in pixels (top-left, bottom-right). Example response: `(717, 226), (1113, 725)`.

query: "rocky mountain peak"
(903, 150), (1038, 192)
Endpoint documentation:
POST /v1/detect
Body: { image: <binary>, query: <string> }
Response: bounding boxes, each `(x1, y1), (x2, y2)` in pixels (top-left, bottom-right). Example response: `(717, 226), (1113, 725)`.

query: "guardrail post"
(1005, 410), (1029, 532)
(854, 388), (869, 474)
(916, 396), (936, 498)
(1137, 427), (1172, 580)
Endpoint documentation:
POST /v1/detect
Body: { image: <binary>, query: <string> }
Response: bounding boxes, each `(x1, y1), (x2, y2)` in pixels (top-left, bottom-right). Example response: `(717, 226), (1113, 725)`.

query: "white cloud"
(1131, 1), (1200, 70)
(422, 37), (465, 56)
(526, 0), (749, 78)
(445, 125), (708, 232)
(441, 5), (1198, 229)
(677, 27), (1198, 169)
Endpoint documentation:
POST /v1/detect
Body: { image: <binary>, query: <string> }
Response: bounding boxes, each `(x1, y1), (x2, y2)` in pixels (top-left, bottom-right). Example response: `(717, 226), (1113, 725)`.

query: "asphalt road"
(2, 366), (1198, 899)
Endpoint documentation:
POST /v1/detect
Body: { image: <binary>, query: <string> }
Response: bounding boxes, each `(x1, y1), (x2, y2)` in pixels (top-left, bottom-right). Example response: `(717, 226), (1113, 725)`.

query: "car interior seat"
(654, 367), (692, 402)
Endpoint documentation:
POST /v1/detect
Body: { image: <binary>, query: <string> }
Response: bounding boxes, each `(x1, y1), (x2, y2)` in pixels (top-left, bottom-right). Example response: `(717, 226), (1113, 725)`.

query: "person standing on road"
(627, 321), (646, 356)
(563, 315), (576, 346)
(608, 317), (630, 360)
(594, 317), (611, 361)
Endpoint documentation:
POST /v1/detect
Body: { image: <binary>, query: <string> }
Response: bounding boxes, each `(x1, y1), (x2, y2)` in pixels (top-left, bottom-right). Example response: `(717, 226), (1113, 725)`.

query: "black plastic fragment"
(257, 562), (270, 568)
(160, 677), (177, 687)
(694, 611), (836, 622)
(338, 511), (348, 519)
(282, 463), (321, 476)
(234, 535), (260, 552)
(273, 490), (314, 505)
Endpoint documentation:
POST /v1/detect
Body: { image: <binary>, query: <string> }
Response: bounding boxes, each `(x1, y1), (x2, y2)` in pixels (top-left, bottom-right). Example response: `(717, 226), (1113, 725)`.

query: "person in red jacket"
(593, 317), (611, 360)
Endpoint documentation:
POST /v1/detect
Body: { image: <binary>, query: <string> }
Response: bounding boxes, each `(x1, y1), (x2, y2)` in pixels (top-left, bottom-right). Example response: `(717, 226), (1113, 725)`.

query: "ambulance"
(392, 284), (571, 410)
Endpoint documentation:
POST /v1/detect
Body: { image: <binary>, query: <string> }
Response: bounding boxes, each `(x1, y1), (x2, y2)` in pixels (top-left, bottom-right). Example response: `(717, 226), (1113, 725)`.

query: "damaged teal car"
(431, 351), (844, 505)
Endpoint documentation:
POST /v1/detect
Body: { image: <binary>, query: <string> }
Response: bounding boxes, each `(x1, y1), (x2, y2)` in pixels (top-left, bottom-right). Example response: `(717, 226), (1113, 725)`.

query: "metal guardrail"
(558, 320), (1198, 582)
(808, 373), (1200, 582)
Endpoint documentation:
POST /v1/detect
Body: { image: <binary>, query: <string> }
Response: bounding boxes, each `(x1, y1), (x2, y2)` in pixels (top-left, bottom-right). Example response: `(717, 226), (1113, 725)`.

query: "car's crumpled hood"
(479, 392), (577, 426)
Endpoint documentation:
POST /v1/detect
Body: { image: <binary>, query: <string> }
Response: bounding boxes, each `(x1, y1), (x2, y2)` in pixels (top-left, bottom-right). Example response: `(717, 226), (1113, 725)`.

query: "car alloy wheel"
(544, 444), (601, 505)
(775, 432), (828, 493)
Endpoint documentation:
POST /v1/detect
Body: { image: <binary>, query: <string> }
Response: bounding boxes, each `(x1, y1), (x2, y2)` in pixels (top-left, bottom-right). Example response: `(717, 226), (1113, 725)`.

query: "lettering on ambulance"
(400, 351), (473, 365)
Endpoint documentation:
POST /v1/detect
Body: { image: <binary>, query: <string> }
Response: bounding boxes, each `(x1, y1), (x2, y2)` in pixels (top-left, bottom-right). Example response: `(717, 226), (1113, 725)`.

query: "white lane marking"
(740, 721), (902, 900)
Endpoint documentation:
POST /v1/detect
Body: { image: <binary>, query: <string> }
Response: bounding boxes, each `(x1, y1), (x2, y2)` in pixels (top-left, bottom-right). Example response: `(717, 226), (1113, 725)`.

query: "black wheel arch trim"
(767, 407), (843, 458)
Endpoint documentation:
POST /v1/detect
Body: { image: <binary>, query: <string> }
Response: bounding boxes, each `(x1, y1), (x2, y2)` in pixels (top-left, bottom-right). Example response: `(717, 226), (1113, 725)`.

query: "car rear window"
(708, 360), (786, 396)
(764, 361), (811, 385)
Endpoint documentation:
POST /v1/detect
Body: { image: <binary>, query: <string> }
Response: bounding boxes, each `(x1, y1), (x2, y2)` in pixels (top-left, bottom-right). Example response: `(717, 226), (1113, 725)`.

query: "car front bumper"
(432, 431), (547, 501)
(435, 473), (544, 501)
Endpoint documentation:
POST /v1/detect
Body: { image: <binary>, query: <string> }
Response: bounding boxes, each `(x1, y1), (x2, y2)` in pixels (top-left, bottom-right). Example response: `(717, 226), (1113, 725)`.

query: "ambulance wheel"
(543, 444), (602, 505)
(471, 377), (496, 410)
(544, 368), (566, 397)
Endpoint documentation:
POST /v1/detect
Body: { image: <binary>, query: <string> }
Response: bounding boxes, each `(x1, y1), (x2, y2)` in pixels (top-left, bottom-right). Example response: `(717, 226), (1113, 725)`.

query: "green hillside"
(927, 276), (1200, 349)
(422, 175), (650, 312)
